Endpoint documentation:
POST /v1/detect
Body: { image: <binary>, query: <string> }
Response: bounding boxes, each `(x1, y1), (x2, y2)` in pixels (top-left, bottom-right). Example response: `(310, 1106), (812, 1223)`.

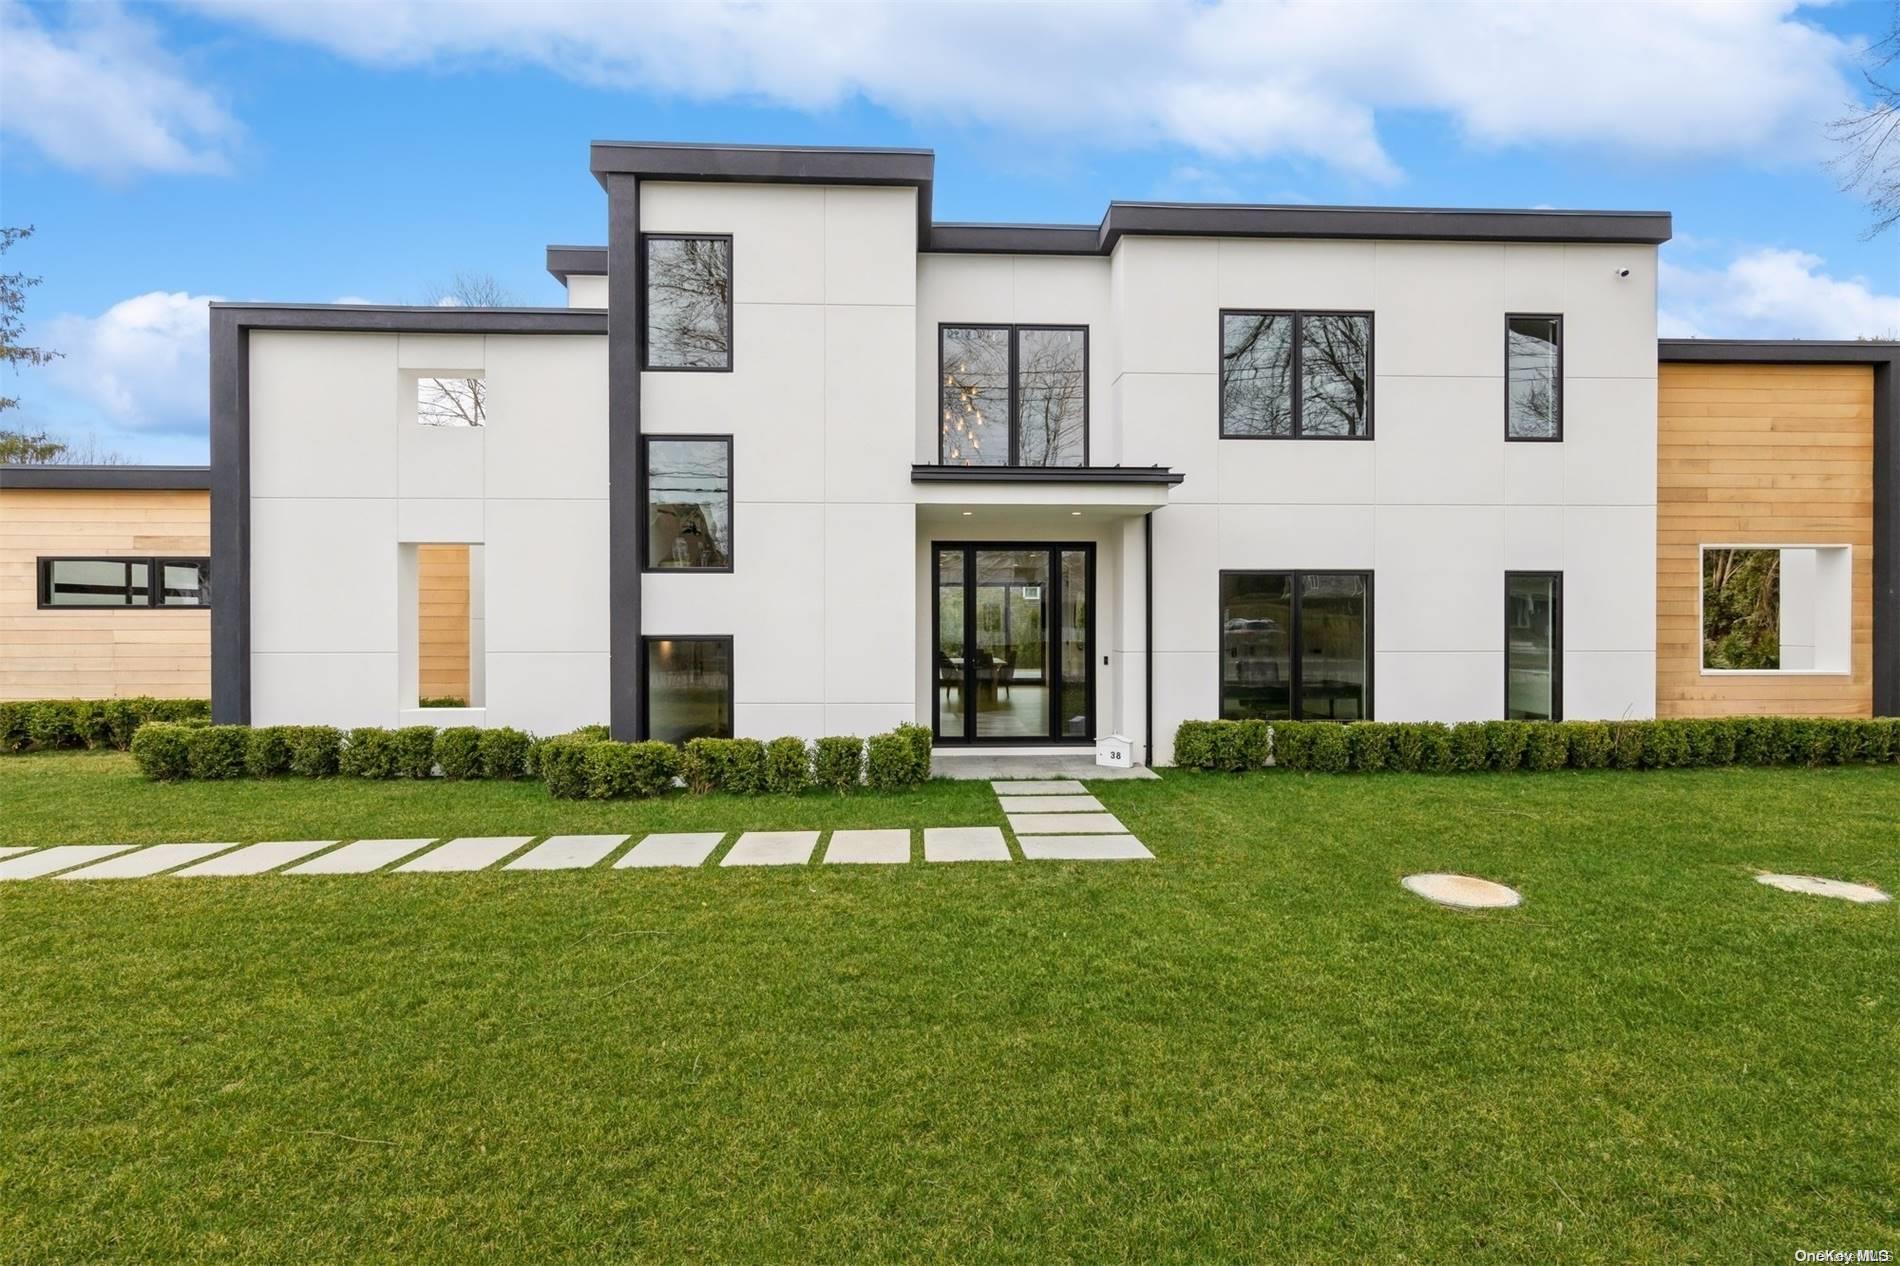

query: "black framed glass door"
(933, 542), (1094, 744)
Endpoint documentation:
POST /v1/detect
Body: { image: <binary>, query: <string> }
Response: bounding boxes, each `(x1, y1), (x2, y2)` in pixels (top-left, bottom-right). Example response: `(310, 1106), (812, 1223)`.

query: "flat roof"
(0, 464), (212, 491)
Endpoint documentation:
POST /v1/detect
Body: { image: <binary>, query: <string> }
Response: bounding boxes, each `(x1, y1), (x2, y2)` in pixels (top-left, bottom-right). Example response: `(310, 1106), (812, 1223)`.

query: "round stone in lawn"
(1755, 873), (1891, 904)
(1401, 872), (1522, 910)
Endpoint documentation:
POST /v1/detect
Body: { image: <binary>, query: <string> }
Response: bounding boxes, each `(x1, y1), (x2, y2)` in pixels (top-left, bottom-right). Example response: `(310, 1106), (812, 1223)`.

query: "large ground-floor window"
(643, 636), (733, 744)
(1219, 571), (1371, 721)
(1505, 572), (1562, 720)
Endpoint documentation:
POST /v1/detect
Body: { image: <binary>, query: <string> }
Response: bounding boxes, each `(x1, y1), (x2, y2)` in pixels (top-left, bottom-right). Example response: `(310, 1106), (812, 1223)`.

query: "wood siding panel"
(1656, 363), (1874, 717)
(0, 488), (210, 700)
(417, 543), (470, 701)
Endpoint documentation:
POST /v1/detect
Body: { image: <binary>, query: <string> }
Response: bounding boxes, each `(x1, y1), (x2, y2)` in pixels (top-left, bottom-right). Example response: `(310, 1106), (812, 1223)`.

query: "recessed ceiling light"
(1070, 510), (1082, 516)
(961, 510), (973, 516)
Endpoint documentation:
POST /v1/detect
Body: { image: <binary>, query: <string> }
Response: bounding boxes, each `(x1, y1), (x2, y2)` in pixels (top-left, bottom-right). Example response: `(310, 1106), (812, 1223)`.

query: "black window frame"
(36, 556), (211, 610)
(1505, 313), (1564, 442)
(1218, 569), (1374, 721)
(1504, 571), (1563, 721)
(936, 323), (1090, 466)
(639, 433), (735, 574)
(639, 232), (735, 373)
(639, 634), (735, 744)
(1219, 309), (1375, 441)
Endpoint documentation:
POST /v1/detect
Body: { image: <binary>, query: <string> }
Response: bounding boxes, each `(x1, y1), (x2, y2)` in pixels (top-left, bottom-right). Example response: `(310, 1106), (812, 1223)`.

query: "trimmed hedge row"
(1173, 716), (1900, 774)
(129, 719), (936, 798)
(1, 697), (210, 753)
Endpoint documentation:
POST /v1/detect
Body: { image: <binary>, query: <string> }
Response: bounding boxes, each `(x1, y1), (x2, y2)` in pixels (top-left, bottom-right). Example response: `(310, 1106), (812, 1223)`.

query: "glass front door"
(933, 543), (1093, 744)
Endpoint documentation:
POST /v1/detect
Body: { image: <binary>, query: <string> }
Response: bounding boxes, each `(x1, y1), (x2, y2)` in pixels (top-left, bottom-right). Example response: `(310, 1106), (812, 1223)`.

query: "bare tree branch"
(1827, 5), (1900, 239)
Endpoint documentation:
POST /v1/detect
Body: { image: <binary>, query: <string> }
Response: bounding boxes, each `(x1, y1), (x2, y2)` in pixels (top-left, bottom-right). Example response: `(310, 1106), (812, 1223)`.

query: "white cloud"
(43, 291), (221, 434)
(186, 0), (1864, 181)
(0, 0), (237, 176)
(1660, 248), (1900, 340)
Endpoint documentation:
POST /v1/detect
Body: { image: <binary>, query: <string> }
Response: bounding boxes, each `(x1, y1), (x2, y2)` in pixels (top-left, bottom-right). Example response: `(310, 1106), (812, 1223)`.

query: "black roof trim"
(0, 464), (211, 491)
(1658, 338), (1900, 365)
(1100, 202), (1670, 248)
(911, 464), (1184, 485)
(925, 223), (1103, 255)
(547, 245), (608, 283)
(208, 302), (606, 335)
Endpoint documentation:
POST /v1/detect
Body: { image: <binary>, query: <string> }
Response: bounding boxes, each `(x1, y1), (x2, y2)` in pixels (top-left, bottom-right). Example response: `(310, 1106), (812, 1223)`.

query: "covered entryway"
(932, 543), (1093, 744)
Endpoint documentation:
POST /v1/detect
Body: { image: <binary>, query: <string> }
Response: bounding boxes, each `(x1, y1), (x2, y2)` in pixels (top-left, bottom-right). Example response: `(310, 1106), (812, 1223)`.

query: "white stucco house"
(209, 140), (1678, 764)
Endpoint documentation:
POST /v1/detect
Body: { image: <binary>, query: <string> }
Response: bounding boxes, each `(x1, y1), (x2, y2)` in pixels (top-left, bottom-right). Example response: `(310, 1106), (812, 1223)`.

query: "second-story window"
(644, 235), (732, 370)
(1221, 310), (1373, 439)
(940, 324), (1087, 466)
(1506, 314), (1562, 440)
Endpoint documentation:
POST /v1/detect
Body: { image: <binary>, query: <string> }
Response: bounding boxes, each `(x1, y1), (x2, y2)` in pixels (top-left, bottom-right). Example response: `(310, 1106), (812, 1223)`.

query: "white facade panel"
(484, 498), (609, 655)
(252, 653), (396, 727)
(249, 332), (398, 499)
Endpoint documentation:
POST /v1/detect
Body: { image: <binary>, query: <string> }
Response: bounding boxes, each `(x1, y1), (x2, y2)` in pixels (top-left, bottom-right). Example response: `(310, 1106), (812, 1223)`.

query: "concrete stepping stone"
(721, 831), (820, 867)
(991, 780), (1088, 795)
(395, 836), (533, 873)
(59, 842), (237, 880)
(824, 829), (911, 864)
(176, 841), (338, 876)
(285, 838), (435, 875)
(997, 794), (1106, 814)
(1007, 813), (1125, 835)
(1402, 873), (1522, 909)
(1017, 835), (1154, 861)
(616, 832), (725, 869)
(0, 844), (136, 881)
(0, 847), (31, 862)
(505, 834), (629, 870)
(924, 826), (1011, 862)
(1756, 873), (1891, 904)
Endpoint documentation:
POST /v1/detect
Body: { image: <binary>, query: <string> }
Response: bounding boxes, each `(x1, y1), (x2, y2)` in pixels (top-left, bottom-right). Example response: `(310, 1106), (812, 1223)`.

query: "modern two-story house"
(202, 141), (1897, 764)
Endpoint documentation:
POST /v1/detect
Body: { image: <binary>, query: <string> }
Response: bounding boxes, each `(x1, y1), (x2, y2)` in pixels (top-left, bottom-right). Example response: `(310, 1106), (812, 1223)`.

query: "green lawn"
(2, 752), (1896, 1263)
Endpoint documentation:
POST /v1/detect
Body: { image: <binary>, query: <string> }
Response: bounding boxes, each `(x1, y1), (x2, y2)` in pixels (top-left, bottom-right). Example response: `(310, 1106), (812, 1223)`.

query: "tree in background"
(1829, 4), (1900, 238)
(1702, 548), (1781, 670)
(2, 226), (62, 416)
(418, 272), (515, 307)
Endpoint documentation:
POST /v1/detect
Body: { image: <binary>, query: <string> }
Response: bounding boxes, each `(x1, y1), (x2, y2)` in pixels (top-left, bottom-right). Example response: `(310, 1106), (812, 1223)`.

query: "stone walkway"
(0, 785), (1154, 879)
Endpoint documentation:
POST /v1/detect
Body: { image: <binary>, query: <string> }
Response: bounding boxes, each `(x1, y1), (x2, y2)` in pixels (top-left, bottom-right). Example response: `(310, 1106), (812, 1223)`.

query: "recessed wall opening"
(416, 375), (486, 427)
(400, 542), (485, 711)
(1700, 545), (1851, 674)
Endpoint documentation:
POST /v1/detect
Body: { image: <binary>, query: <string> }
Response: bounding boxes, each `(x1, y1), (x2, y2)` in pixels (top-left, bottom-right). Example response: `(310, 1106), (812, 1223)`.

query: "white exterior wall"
(248, 330), (609, 732)
(1115, 238), (1658, 762)
(640, 182), (919, 739)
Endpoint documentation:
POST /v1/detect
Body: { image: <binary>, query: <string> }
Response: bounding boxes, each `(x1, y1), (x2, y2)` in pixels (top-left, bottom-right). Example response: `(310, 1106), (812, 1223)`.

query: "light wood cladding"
(1657, 363), (1874, 716)
(1, 487), (210, 699)
(417, 543), (471, 701)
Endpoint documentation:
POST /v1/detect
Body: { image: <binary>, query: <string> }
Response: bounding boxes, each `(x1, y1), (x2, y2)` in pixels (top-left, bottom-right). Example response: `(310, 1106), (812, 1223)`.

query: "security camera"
(1614, 267), (1631, 279)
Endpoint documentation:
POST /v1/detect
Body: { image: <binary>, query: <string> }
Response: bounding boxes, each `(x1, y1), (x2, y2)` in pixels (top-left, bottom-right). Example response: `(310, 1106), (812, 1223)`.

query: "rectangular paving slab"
(1016, 835), (1154, 861)
(824, 829), (911, 864)
(175, 841), (339, 876)
(59, 842), (237, 880)
(990, 780), (1088, 795)
(721, 832), (820, 867)
(395, 837), (534, 873)
(924, 826), (1012, 862)
(285, 838), (436, 875)
(0, 847), (31, 862)
(996, 794), (1106, 814)
(615, 832), (726, 869)
(0, 844), (136, 880)
(1007, 813), (1126, 835)
(505, 834), (629, 870)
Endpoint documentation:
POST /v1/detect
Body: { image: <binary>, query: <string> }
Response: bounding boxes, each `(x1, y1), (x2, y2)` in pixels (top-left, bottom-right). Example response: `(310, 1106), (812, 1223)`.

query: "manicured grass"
(3, 751), (1896, 1262)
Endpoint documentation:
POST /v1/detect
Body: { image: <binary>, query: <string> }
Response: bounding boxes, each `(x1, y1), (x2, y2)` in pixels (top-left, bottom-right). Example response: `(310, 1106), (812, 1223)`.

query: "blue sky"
(3, 0), (1897, 463)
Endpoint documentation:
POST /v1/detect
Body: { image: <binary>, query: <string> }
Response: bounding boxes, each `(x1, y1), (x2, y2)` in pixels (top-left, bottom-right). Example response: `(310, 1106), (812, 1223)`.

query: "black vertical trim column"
(1875, 357), (1897, 717)
(607, 175), (644, 739)
(1144, 511), (1154, 765)
(208, 307), (250, 723)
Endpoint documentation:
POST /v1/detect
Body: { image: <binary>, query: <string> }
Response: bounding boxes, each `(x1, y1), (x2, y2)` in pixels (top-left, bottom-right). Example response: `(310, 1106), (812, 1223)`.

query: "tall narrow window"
(1506, 315), (1562, 440)
(1505, 572), (1562, 720)
(1220, 571), (1371, 721)
(645, 235), (732, 369)
(939, 324), (1087, 466)
(644, 637), (733, 744)
(643, 436), (732, 571)
(1221, 311), (1372, 438)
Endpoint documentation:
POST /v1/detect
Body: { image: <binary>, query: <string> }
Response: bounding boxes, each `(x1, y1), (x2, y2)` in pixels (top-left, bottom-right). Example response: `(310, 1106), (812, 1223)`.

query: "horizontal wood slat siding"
(0, 488), (210, 700)
(1656, 363), (1874, 717)
(417, 544), (470, 701)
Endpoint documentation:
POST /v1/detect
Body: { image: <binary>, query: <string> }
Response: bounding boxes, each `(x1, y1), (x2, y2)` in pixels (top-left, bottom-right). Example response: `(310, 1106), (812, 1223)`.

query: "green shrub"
(586, 740), (680, 799)
(680, 738), (767, 795)
(764, 736), (811, 794)
(1564, 721), (1614, 769)
(539, 736), (595, 799)
(435, 727), (483, 780)
(478, 727), (534, 780)
(339, 727), (398, 778)
(1645, 720), (1692, 769)
(419, 696), (467, 709)
(866, 731), (920, 790)
(1610, 721), (1647, 770)
(1525, 723), (1570, 771)
(1414, 722), (1455, 773)
(1448, 722), (1489, 772)
(896, 722), (934, 783)
(1386, 723), (1428, 773)
(1172, 720), (1218, 769)
(1484, 721), (1529, 771)
(1264, 720), (1309, 771)
(1345, 722), (1389, 772)
(1734, 716), (1792, 766)
(813, 735), (864, 792)
(245, 726), (294, 777)
(392, 726), (438, 778)
(26, 701), (78, 751)
(1308, 723), (1350, 774)
(288, 725), (342, 778)
(0, 702), (30, 752)
(129, 722), (192, 780)
(70, 700), (111, 749)
(186, 725), (250, 780)
(1865, 718), (1898, 764)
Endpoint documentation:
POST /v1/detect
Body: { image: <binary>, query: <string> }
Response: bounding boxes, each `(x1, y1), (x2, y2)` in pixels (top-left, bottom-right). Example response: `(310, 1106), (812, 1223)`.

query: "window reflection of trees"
(647, 238), (731, 368)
